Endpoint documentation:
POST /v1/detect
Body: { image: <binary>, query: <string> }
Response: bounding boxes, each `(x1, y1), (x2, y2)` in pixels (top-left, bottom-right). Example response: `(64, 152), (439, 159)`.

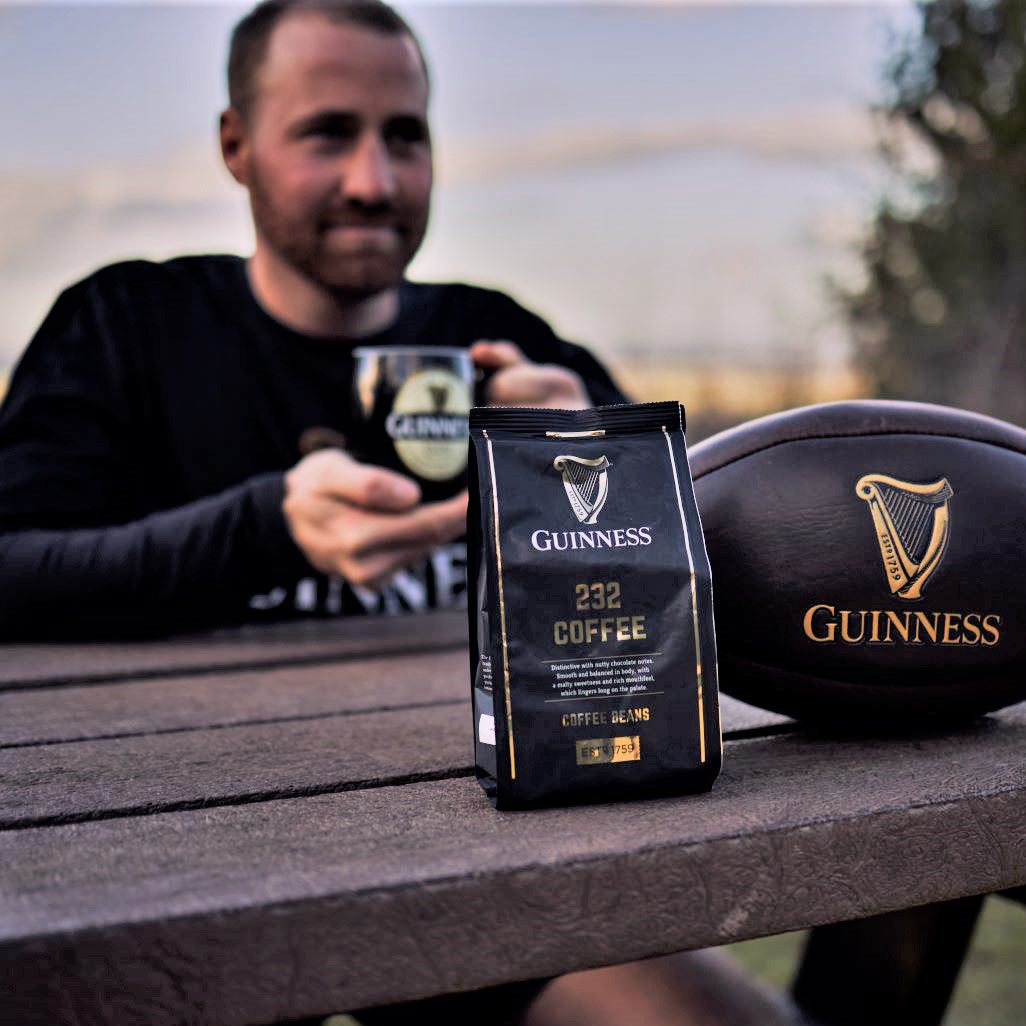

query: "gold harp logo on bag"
(553, 455), (611, 524)
(856, 473), (954, 599)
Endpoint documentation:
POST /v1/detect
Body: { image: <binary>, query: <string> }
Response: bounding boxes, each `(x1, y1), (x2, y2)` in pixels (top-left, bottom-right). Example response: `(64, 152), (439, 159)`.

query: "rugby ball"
(690, 400), (1026, 725)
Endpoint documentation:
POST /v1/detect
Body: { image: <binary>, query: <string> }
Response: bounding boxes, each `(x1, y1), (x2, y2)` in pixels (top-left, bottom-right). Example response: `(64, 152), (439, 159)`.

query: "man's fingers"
(347, 490), (469, 556)
(486, 363), (556, 403)
(349, 540), (448, 592)
(470, 340), (525, 369)
(485, 363), (590, 408)
(285, 450), (468, 582)
(301, 448), (422, 511)
(348, 465), (423, 512)
(470, 341), (590, 408)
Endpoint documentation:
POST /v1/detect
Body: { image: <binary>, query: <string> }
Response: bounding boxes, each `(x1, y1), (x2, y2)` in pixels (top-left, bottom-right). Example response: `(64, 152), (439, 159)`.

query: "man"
(0, 5), (812, 1024)
(0, 0), (624, 638)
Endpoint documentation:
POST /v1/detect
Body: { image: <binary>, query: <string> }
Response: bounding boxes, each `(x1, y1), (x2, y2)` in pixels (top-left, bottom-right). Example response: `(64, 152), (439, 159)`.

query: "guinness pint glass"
(352, 346), (474, 501)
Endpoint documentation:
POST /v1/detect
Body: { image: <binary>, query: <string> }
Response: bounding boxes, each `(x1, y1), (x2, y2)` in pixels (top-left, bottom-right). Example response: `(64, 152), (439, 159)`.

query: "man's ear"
(220, 107), (250, 186)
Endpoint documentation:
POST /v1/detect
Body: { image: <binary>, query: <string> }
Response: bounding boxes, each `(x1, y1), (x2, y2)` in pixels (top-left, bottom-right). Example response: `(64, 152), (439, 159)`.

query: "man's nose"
(343, 134), (397, 205)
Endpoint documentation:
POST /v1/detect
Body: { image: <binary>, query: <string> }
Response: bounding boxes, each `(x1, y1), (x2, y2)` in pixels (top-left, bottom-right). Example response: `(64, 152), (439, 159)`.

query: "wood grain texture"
(0, 690), (784, 827)
(4, 708), (1026, 1024)
(0, 609), (469, 689)
(0, 649), (470, 748)
(0, 644), (785, 751)
(0, 702), (472, 827)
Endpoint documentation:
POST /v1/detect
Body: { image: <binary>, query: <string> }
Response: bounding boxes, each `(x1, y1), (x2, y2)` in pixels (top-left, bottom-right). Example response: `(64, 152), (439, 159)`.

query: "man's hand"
(283, 449), (468, 591)
(471, 340), (591, 409)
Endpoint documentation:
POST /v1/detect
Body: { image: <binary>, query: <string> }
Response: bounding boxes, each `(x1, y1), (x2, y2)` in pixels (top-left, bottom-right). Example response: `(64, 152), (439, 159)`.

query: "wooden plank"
(0, 609), (469, 689)
(4, 711), (1026, 1024)
(0, 649), (470, 748)
(0, 665), (787, 749)
(0, 703), (472, 829)
(0, 692), (789, 827)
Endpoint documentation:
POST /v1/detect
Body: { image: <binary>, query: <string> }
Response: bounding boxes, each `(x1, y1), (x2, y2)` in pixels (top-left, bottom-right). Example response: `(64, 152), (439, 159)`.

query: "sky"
(0, 2), (919, 373)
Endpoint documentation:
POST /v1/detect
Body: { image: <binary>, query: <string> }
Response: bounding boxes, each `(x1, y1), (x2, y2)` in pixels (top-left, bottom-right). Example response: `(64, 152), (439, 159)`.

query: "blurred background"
(3, 0), (1026, 1017)
(6, 2), (1026, 435)
(7, 2), (1025, 434)
(0, 0), (908, 439)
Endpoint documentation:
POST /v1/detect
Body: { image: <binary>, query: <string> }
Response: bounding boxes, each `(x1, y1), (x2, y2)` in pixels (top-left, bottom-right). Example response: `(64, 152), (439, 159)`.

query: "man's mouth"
(321, 222), (403, 252)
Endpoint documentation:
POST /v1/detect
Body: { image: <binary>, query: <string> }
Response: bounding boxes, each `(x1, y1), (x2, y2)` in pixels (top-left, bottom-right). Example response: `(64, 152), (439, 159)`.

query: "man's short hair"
(227, 0), (427, 120)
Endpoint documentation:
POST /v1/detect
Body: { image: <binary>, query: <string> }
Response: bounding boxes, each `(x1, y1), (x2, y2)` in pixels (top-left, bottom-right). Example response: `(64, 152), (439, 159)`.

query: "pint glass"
(352, 346), (475, 501)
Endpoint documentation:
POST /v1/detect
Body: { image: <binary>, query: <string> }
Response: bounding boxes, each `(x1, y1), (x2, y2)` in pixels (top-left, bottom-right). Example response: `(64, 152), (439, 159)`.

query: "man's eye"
(298, 116), (359, 149)
(386, 118), (429, 151)
(310, 127), (356, 147)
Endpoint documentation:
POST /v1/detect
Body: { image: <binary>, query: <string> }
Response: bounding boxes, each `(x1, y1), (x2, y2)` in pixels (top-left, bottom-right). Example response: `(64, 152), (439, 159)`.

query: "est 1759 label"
(575, 736), (641, 766)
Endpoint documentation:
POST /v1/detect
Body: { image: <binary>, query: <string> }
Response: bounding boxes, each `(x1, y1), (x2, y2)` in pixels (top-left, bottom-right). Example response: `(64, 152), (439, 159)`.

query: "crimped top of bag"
(470, 401), (684, 436)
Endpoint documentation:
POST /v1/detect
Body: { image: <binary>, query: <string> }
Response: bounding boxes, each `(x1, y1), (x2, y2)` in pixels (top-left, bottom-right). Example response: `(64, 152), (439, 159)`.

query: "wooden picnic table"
(2, 608), (1025, 1026)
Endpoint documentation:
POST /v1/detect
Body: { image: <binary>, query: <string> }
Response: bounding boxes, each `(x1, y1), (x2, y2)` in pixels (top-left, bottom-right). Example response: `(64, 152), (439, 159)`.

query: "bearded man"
(0, 0), (624, 638)
(0, 5), (816, 1026)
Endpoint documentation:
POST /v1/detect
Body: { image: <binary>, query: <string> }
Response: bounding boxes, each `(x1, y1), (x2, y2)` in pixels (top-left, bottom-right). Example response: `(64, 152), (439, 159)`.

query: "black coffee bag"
(468, 402), (721, 809)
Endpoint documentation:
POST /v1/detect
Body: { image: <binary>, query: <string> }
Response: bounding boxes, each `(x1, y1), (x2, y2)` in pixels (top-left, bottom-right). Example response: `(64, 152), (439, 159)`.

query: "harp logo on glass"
(856, 473), (953, 600)
(553, 454), (611, 525)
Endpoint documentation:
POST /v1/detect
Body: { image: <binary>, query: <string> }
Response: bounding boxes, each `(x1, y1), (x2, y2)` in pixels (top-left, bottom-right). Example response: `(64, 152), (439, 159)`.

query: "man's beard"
(248, 172), (427, 301)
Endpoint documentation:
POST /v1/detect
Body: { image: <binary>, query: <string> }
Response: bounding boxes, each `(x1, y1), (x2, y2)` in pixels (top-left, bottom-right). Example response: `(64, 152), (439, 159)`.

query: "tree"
(845, 0), (1026, 425)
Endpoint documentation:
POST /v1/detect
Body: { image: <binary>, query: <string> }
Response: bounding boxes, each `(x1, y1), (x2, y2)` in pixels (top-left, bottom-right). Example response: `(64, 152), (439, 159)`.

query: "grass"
(728, 895), (1026, 1026)
(611, 361), (865, 413)
(943, 895), (1026, 1025)
(609, 360), (867, 442)
(728, 928), (807, 991)
(318, 899), (1024, 1024)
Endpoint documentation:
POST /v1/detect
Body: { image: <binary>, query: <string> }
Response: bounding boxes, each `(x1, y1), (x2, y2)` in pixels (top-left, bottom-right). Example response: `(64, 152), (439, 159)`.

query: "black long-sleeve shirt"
(0, 256), (626, 638)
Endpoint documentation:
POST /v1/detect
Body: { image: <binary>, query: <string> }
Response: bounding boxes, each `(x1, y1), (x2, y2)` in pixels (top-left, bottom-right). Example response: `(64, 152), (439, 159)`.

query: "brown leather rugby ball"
(690, 400), (1026, 725)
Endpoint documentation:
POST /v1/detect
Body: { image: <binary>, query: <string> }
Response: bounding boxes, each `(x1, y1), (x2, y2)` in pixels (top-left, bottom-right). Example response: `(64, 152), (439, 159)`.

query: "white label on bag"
(478, 714), (496, 746)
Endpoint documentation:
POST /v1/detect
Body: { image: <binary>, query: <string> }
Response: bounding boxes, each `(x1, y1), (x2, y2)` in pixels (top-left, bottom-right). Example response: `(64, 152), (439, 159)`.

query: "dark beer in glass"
(352, 346), (474, 501)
